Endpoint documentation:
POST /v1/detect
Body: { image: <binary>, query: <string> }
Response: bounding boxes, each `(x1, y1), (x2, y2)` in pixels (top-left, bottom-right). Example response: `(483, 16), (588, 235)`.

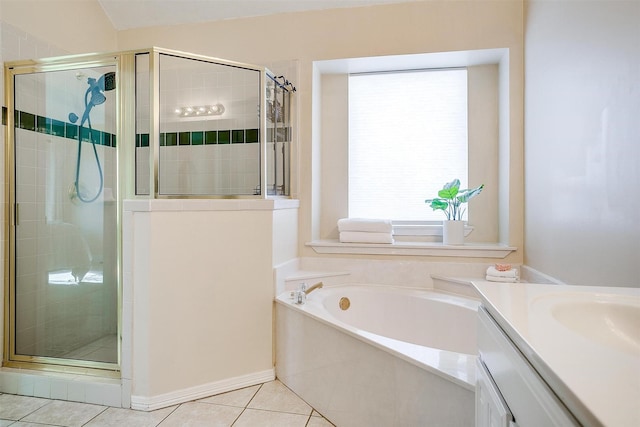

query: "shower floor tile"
(60, 334), (118, 364)
(0, 380), (335, 427)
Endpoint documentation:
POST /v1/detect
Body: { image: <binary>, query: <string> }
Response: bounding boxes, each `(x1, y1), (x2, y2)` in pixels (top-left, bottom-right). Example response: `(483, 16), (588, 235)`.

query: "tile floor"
(0, 379), (334, 427)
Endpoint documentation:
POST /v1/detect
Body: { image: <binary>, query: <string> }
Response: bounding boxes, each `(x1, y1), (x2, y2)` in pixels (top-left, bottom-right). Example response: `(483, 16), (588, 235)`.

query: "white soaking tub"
(275, 284), (479, 427)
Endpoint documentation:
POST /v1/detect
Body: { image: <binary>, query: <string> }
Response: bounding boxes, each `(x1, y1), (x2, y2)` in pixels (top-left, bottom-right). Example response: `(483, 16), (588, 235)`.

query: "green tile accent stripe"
(134, 128), (267, 147)
(246, 129), (259, 143)
(179, 132), (190, 146)
(11, 109), (116, 147)
(205, 131), (217, 144)
(5, 108), (277, 149)
(192, 131), (204, 145)
(232, 130), (245, 144)
(218, 130), (230, 144)
(165, 132), (177, 146)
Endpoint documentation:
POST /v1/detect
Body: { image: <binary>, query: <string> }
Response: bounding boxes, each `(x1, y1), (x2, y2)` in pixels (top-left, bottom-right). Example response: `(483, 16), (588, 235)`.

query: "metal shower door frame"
(3, 52), (125, 376)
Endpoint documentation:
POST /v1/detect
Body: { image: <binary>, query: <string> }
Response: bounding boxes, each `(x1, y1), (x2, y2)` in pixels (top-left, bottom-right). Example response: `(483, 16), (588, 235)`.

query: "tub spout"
(305, 281), (323, 295)
(292, 281), (324, 305)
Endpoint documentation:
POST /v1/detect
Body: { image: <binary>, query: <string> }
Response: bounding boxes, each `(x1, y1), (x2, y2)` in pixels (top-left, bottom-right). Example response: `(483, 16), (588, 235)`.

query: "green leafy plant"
(425, 179), (484, 221)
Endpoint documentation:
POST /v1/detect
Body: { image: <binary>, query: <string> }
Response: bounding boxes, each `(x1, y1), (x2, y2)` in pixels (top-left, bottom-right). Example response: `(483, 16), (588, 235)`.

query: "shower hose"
(71, 79), (105, 203)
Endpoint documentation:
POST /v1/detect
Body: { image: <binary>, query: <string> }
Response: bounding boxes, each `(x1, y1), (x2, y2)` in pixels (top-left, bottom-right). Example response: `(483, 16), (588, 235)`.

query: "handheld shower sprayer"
(68, 71), (115, 203)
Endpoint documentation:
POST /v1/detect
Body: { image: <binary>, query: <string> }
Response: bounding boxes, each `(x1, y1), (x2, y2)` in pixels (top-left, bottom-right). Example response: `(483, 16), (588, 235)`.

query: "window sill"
(306, 240), (516, 258)
(392, 223), (474, 237)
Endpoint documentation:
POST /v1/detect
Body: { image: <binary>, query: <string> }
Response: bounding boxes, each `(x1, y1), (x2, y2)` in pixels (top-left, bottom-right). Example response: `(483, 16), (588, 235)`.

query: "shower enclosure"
(3, 48), (294, 374)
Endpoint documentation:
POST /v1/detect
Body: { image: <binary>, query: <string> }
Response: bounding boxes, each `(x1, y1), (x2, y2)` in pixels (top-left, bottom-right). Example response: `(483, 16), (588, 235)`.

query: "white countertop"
(471, 281), (640, 427)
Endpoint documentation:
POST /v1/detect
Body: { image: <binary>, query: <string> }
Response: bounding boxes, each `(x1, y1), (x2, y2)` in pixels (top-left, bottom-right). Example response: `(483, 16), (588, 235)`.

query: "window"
(348, 69), (468, 221)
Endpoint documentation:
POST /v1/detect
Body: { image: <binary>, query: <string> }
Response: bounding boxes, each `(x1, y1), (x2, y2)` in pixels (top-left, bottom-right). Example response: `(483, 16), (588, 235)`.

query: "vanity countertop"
(471, 281), (640, 427)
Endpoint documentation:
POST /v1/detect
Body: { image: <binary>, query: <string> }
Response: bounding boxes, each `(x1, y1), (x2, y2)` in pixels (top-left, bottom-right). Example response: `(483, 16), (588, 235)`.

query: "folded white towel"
(340, 231), (394, 244)
(338, 218), (393, 234)
(486, 266), (519, 279)
(486, 274), (520, 283)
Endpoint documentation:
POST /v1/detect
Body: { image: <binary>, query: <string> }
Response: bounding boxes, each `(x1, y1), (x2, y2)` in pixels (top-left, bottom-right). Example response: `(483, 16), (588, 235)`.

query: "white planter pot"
(443, 220), (464, 245)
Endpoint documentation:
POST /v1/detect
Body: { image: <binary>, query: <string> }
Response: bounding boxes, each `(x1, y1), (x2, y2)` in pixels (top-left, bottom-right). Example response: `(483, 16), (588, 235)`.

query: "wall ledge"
(306, 240), (516, 258)
(123, 198), (299, 212)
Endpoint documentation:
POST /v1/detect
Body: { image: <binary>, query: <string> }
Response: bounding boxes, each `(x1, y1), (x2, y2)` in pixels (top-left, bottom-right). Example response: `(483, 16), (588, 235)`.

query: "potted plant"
(425, 179), (484, 245)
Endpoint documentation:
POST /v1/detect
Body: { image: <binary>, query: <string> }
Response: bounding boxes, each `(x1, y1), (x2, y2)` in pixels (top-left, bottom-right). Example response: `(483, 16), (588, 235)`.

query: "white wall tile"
(50, 379), (69, 400)
(67, 381), (86, 403)
(33, 377), (51, 398)
(0, 371), (20, 394)
(18, 375), (35, 396)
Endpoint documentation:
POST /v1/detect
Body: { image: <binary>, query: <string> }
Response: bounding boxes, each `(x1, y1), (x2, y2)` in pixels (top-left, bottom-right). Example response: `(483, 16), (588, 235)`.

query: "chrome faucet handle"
(292, 282), (308, 304)
(294, 290), (306, 304)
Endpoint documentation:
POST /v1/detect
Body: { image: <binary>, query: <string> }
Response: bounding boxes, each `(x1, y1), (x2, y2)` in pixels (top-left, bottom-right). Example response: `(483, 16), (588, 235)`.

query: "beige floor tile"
(9, 422), (61, 427)
(0, 394), (50, 421)
(158, 402), (242, 427)
(0, 420), (15, 427)
(84, 405), (177, 427)
(21, 400), (106, 427)
(232, 408), (309, 427)
(247, 380), (311, 415)
(198, 384), (260, 407)
(307, 416), (336, 427)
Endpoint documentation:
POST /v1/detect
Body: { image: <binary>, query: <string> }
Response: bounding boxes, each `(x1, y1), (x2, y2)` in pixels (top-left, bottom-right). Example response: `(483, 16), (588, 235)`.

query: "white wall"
(524, 0), (640, 287)
(125, 200), (297, 407)
(0, 0), (117, 54)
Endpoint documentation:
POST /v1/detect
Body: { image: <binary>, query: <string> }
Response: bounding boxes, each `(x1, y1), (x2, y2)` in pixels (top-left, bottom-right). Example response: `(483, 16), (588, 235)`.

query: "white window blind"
(348, 69), (468, 221)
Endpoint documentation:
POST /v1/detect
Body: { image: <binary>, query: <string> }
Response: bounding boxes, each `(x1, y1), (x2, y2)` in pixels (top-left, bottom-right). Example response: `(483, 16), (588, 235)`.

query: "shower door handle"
(14, 203), (19, 226)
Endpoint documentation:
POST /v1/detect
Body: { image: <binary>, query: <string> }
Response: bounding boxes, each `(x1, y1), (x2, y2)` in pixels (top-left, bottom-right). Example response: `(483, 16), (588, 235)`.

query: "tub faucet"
(305, 281), (324, 295)
(292, 281), (323, 304)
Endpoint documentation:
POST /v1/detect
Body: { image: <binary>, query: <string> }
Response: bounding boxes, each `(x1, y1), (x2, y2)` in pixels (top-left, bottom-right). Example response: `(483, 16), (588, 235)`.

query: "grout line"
(243, 382), (263, 409)
(229, 382), (264, 426)
(15, 399), (54, 423)
(230, 407), (246, 426)
(156, 403), (181, 426)
(81, 405), (109, 426)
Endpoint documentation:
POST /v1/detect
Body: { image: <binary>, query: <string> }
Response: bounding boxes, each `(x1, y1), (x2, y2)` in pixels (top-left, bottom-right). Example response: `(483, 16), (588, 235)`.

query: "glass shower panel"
(135, 53), (151, 196)
(158, 54), (261, 196)
(266, 76), (291, 196)
(13, 66), (118, 365)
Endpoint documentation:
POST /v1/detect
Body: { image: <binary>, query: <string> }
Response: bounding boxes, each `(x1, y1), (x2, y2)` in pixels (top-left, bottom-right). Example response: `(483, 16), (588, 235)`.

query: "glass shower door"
(10, 65), (118, 368)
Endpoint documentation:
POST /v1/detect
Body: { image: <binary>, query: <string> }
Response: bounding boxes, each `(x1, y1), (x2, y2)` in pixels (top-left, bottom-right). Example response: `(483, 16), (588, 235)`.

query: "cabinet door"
(476, 359), (515, 427)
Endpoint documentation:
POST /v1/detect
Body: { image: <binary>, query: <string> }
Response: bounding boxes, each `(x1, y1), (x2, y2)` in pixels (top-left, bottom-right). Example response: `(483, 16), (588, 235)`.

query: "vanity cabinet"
(476, 357), (516, 427)
(476, 307), (580, 427)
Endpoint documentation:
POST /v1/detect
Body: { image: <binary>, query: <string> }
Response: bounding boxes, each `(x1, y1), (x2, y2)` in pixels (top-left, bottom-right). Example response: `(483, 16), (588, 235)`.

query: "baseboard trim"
(130, 368), (275, 411)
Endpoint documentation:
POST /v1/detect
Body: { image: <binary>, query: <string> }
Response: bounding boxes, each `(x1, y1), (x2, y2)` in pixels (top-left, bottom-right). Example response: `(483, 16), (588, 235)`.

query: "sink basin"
(551, 300), (640, 357)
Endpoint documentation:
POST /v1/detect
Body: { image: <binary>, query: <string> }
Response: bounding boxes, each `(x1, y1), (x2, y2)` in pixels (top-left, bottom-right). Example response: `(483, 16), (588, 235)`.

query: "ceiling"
(97, 0), (418, 31)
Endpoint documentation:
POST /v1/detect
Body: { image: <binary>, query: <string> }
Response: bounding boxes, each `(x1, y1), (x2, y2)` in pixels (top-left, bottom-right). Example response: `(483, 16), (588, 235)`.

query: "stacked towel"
(339, 231), (394, 244)
(338, 218), (394, 244)
(486, 264), (519, 283)
(337, 218), (393, 233)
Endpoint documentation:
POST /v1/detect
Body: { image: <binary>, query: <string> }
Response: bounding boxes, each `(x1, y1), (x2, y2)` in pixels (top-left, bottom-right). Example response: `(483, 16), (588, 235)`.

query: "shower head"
(89, 88), (107, 106)
(85, 72), (115, 108)
(100, 72), (116, 92)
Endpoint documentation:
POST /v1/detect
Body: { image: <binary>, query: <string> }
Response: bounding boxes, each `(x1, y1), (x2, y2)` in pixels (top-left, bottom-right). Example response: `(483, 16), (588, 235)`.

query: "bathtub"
(275, 284), (479, 427)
